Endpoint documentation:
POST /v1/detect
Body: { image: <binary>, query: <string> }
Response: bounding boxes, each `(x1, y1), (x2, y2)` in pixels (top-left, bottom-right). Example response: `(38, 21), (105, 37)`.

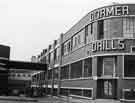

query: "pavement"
(0, 96), (122, 103)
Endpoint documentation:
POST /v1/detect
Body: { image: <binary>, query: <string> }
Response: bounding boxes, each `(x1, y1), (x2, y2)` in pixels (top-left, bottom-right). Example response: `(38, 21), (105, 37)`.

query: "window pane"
(123, 89), (135, 100)
(60, 65), (69, 79)
(84, 58), (92, 77)
(124, 56), (135, 77)
(103, 57), (115, 76)
(60, 88), (69, 96)
(70, 89), (82, 96)
(83, 89), (92, 97)
(71, 61), (82, 79)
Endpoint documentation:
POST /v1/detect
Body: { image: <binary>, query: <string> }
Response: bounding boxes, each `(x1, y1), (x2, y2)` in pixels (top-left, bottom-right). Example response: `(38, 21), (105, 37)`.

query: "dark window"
(60, 65), (69, 79)
(83, 89), (92, 97)
(53, 88), (58, 96)
(48, 69), (52, 80)
(48, 53), (51, 63)
(70, 89), (82, 96)
(123, 89), (135, 100)
(17, 74), (21, 77)
(131, 46), (135, 53)
(60, 88), (69, 96)
(85, 25), (88, 44)
(98, 20), (104, 40)
(71, 61), (82, 79)
(84, 58), (92, 77)
(124, 55), (135, 77)
(28, 74), (31, 77)
(91, 23), (93, 34)
(53, 68), (58, 80)
(54, 49), (57, 61)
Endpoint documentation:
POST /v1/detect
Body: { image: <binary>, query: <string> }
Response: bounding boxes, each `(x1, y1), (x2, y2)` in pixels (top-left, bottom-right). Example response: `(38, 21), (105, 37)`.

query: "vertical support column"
(116, 55), (124, 99)
(82, 59), (85, 78)
(69, 64), (71, 79)
(51, 68), (54, 96)
(92, 56), (97, 99)
(57, 33), (63, 97)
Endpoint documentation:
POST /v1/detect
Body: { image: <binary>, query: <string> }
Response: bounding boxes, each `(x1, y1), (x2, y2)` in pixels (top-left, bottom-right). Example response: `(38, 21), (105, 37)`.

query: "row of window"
(47, 47), (60, 64)
(63, 17), (135, 56)
(47, 55), (135, 80)
(47, 88), (92, 98)
(9, 73), (31, 78)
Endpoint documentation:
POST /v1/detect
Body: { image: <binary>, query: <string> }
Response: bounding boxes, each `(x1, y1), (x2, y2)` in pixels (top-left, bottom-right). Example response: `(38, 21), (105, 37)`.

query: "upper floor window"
(123, 17), (135, 38)
(63, 40), (71, 56)
(84, 25), (88, 44)
(97, 20), (104, 40)
(72, 29), (84, 50)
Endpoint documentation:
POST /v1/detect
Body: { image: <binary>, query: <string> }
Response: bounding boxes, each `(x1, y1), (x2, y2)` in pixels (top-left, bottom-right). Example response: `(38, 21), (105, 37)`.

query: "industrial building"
(34, 3), (135, 102)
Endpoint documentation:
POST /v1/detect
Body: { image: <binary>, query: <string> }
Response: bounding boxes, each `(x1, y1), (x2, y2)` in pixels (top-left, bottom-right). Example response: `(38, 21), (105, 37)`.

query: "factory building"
(35, 4), (135, 102)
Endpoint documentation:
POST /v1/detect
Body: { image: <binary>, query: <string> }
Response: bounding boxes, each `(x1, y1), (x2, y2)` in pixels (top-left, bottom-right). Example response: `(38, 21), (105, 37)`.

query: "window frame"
(102, 57), (116, 77)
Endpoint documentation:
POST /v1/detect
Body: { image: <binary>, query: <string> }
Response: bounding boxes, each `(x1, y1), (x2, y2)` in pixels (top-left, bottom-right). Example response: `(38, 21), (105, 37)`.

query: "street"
(0, 96), (67, 103)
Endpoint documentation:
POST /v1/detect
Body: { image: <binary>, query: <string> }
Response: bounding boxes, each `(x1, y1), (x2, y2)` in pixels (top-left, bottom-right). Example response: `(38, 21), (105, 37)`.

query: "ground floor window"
(60, 87), (93, 98)
(60, 88), (69, 96)
(53, 88), (58, 96)
(60, 65), (69, 79)
(83, 89), (92, 98)
(70, 89), (82, 96)
(124, 55), (135, 77)
(122, 89), (135, 100)
(47, 88), (51, 95)
(48, 69), (52, 80)
(83, 58), (92, 77)
(71, 60), (82, 79)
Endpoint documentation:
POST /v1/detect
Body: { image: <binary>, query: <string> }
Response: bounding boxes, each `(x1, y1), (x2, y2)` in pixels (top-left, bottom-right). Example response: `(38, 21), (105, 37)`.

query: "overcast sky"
(0, 0), (134, 61)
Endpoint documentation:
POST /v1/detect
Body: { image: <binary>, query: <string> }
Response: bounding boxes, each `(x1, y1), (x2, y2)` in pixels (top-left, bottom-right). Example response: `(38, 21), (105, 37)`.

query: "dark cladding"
(0, 45), (10, 59)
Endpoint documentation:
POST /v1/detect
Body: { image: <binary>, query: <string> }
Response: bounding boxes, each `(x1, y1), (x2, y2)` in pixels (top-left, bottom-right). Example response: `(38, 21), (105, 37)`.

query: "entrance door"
(103, 80), (116, 99)
(97, 79), (117, 99)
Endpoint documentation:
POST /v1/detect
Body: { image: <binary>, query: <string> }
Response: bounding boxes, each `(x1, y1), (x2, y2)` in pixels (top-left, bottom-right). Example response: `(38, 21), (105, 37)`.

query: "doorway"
(97, 79), (117, 99)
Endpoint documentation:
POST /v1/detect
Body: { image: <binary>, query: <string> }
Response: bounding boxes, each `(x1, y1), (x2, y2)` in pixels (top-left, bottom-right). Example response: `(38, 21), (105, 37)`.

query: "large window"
(63, 40), (71, 56)
(104, 18), (122, 39)
(84, 25), (88, 44)
(124, 55), (135, 77)
(70, 89), (82, 96)
(72, 29), (84, 50)
(97, 20), (104, 40)
(123, 17), (135, 38)
(83, 58), (92, 77)
(60, 88), (69, 96)
(103, 57), (116, 77)
(60, 65), (69, 80)
(53, 68), (59, 80)
(48, 69), (52, 80)
(54, 47), (60, 63)
(71, 61), (82, 79)
(122, 89), (135, 100)
(60, 88), (93, 98)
